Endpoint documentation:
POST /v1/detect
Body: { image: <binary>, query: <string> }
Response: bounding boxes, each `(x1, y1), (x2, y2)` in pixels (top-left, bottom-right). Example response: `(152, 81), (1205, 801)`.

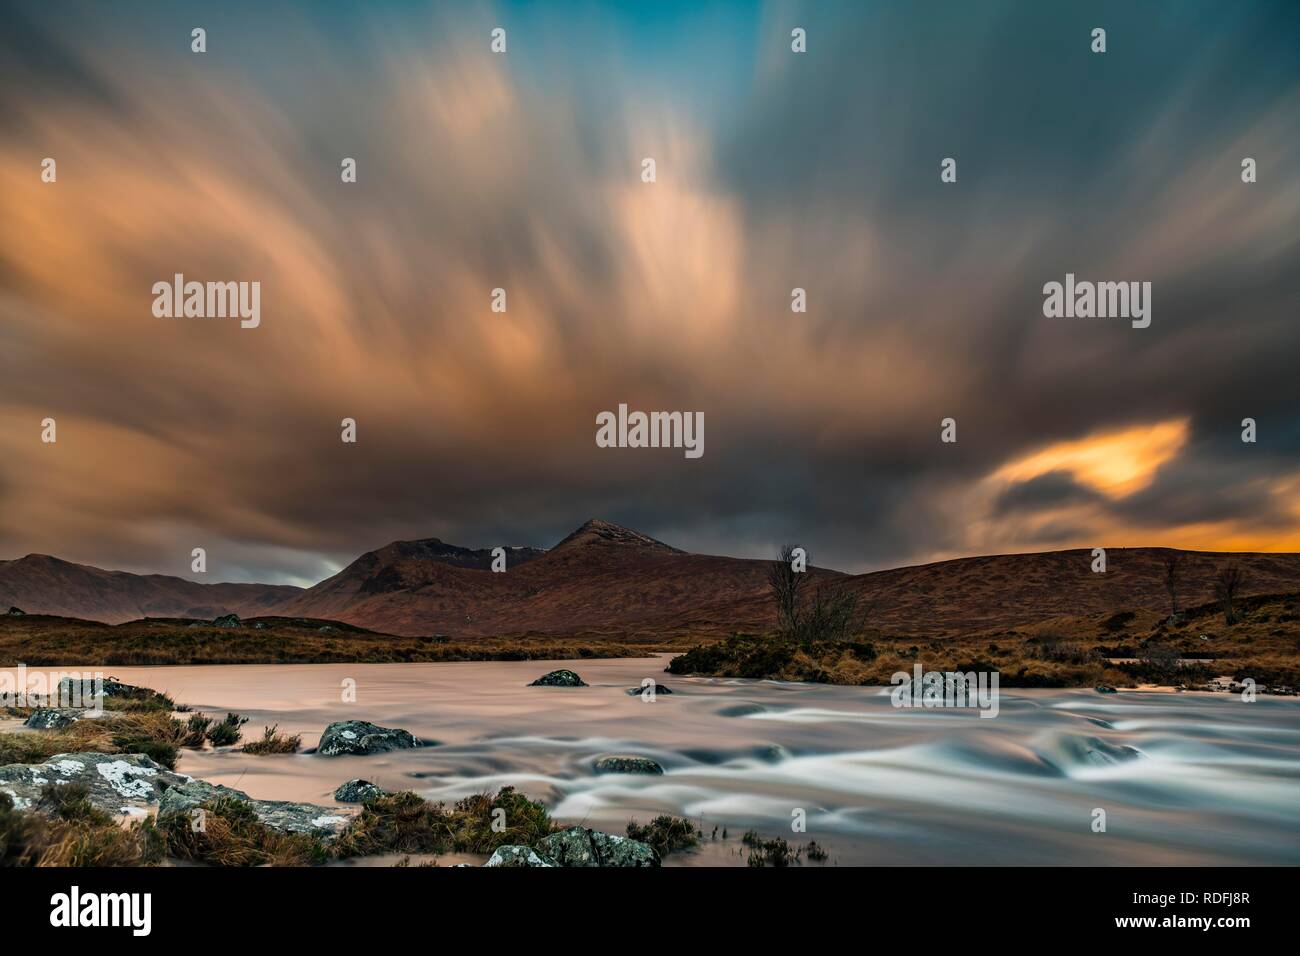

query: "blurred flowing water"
(104, 656), (1300, 866)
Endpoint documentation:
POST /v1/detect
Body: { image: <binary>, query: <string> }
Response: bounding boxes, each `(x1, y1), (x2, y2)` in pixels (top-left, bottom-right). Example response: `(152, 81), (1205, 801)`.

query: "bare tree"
(767, 544), (807, 638)
(799, 580), (864, 644)
(768, 545), (869, 644)
(1162, 551), (1183, 620)
(1213, 564), (1245, 625)
(1139, 642), (1182, 682)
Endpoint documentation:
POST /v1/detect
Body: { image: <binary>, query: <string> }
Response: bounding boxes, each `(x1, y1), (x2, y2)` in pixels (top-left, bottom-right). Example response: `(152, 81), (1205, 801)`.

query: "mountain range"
(3, 518), (1299, 639)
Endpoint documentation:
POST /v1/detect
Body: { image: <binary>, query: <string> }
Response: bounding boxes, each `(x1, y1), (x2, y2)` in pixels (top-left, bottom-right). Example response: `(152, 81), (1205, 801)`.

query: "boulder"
(751, 744), (791, 764)
(483, 845), (557, 867)
(157, 779), (351, 839)
(0, 753), (189, 815)
(717, 703), (765, 718)
(333, 778), (388, 803)
(316, 720), (418, 756)
(212, 613), (241, 628)
(55, 676), (148, 705)
(6, 606), (24, 616)
(23, 708), (83, 731)
(593, 754), (664, 775)
(1095, 685), (1118, 694)
(535, 826), (660, 867)
(625, 683), (673, 696)
(529, 669), (587, 687)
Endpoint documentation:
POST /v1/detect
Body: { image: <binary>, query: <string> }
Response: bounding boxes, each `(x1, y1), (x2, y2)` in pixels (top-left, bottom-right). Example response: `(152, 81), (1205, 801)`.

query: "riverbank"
(0, 614), (671, 667)
(5, 657), (1298, 866)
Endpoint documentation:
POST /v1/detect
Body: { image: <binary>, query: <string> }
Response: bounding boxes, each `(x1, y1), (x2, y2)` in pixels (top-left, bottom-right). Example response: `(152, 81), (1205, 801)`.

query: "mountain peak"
(552, 519), (682, 553)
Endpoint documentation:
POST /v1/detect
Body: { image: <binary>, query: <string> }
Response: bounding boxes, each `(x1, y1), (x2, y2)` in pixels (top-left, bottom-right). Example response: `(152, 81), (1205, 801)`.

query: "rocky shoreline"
(0, 670), (701, 868)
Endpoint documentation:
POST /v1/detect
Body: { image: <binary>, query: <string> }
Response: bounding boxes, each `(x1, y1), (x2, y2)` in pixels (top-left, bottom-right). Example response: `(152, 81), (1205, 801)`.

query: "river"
(97, 656), (1300, 866)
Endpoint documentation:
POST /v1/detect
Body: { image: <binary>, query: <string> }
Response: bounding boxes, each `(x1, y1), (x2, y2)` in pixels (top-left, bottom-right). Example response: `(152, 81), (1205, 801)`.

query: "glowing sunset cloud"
(992, 419), (1191, 500)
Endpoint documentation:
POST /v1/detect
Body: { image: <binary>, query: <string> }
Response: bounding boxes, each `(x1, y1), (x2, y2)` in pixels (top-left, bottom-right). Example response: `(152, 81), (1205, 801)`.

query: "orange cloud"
(992, 418), (1191, 499)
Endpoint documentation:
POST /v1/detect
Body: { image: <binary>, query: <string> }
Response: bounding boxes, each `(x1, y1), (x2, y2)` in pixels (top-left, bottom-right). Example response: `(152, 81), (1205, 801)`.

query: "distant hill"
(3, 522), (1299, 639)
(0, 554), (299, 624)
(270, 519), (834, 638)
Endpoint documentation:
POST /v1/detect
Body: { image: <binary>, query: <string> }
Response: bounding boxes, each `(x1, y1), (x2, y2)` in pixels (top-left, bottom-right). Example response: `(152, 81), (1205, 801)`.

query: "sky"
(0, 0), (1298, 585)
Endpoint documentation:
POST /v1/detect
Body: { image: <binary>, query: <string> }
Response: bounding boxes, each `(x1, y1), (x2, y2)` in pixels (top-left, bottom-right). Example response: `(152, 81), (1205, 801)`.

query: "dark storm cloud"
(0, 0), (1298, 582)
(994, 472), (1102, 517)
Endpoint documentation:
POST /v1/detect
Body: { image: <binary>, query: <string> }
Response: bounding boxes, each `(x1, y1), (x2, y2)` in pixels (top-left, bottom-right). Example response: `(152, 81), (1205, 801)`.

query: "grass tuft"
(157, 796), (325, 866)
(0, 786), (164, 867)
(626, 815), (700, 856)
(242, 724), (302, 755)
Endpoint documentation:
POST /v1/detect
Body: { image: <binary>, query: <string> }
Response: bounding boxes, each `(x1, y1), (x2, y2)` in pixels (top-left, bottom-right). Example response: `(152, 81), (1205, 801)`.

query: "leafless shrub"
(768, 544), (808, 639)
(1162, 551), (1183, 620)
(1214, 564), (1245, 625)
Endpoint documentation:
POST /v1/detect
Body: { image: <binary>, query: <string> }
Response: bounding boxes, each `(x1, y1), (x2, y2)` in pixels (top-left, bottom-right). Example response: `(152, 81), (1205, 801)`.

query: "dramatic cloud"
(0, 0), (1297, 582)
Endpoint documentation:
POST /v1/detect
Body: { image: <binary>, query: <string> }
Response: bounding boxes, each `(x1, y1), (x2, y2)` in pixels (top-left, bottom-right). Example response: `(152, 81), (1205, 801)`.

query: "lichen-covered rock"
(55, 676), (148, 704)
(483, 845), (557, 867)
(529, 669), (587, 687)
(212, 613), (241, 628)
(157, 779), (351, 839)
(625, 683), (673, 696)
(535, 827), (660, 867)
(593, 754), (664, 775)
(316, 720), (418, 756)
(333, 778), (388, 803)
(23, 708), (82, 731)
(0, 753), (190, 815)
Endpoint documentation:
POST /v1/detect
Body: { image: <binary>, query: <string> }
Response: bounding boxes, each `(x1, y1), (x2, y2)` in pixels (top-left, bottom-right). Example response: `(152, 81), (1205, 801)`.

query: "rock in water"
(535, 826), (660, 867)
(333, 778), (388, 803)
(6, 606), (25, 616)
(157, 779), (351, 839)
(625, 683), (673, 696)
(0, 753), (189, 814)
(213, 613), (241, 628)
(529, 669), (587, 687)
(316, 720), (418, 756)
(23, 708), (83, 731)
(1095, 685), (1118, 694)
(483, 845), (557, 867)
(593, 754), (664, 775)
(55, 676), (148, 703)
